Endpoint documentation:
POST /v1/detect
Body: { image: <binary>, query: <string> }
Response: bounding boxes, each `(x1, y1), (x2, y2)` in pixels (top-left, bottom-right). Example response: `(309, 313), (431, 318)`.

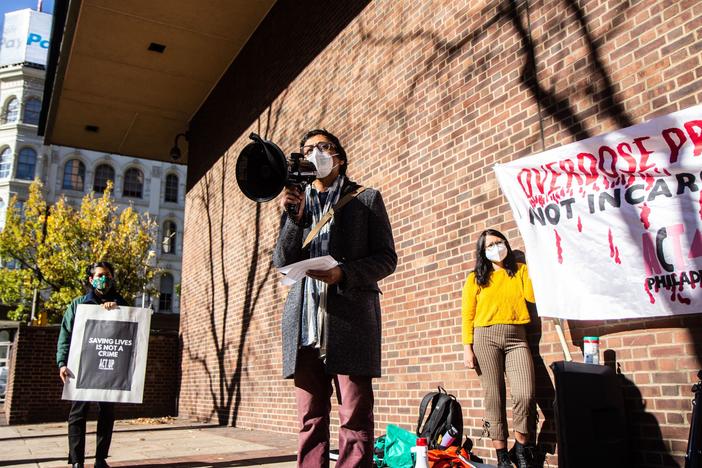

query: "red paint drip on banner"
(608, 229), (621, 264)
(699, 190), (702, 221)
(640, 203), (651, 229)
(678, 293), (691, 305)
(555, 229), (563, 264)
(577, 216), (582, 232)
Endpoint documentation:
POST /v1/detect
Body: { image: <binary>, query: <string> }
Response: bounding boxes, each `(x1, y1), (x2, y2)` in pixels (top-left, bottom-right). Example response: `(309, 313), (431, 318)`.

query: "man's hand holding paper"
(277, 255), (339, 286)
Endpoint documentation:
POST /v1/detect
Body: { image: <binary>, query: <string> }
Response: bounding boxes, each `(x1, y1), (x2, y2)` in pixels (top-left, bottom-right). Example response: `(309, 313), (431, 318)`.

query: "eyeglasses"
(301, 141), (336, 156)
(486, 240), (505, 249)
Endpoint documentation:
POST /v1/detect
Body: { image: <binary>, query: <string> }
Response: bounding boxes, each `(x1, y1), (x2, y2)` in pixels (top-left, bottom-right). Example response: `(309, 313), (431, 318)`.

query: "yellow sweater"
(461, 263), (534, 344)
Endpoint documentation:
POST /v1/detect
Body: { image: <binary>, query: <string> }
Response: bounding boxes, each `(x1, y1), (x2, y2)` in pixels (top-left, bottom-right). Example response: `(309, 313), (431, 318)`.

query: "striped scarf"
(300, 175), (345, 357)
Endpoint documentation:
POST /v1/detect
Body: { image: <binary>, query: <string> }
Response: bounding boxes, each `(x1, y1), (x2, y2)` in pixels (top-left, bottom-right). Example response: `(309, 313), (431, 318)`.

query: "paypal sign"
(0, 9), (52, 67)
(27, 32), (50, 49)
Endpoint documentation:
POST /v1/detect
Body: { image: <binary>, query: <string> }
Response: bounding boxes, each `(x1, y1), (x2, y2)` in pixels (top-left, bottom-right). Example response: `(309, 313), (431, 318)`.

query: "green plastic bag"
(373, 435), (387, 467)
(383, 424), (416, 468)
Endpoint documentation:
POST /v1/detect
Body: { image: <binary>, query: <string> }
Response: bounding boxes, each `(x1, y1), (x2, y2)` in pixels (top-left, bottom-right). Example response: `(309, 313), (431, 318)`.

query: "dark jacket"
(273, 179), (397, 378)
(56, 288), (128, 368)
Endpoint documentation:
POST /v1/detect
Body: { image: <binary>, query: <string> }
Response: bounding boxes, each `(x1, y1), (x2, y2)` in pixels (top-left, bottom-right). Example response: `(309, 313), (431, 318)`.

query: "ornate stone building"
(0, 8), (185, 313)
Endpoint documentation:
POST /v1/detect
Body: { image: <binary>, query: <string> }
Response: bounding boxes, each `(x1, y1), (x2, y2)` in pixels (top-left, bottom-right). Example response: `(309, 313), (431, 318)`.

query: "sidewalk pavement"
(0, 417), (312, 468)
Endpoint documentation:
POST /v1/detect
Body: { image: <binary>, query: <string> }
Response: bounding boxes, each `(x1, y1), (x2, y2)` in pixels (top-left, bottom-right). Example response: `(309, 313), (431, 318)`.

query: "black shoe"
(94, 459), (110, 468)
(497, 448), (514, 467)
(72, 464), (84, 468)
(511, 441), (535, 468)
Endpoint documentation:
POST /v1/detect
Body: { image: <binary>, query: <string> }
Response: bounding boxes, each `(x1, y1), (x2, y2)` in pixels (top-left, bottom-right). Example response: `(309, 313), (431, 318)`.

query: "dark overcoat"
(272, 179), (397, 379)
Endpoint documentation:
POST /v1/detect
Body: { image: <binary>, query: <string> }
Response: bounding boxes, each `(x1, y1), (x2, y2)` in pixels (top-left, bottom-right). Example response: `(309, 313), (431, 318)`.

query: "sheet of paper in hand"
(62, 304), (152, 403)
(277, 255), (339, 286)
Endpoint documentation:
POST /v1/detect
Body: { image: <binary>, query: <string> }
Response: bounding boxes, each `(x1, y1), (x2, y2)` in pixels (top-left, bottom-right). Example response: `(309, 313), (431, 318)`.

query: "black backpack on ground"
(416, 386), (464, 450)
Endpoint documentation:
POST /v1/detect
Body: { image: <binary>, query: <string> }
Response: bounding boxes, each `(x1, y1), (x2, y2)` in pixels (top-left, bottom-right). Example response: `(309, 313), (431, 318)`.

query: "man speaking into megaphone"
(272, 128), (397, 467)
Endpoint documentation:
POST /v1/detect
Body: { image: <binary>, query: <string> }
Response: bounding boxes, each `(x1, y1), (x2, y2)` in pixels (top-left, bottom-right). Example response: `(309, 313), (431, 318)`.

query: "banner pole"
(554, 318), (572, 361)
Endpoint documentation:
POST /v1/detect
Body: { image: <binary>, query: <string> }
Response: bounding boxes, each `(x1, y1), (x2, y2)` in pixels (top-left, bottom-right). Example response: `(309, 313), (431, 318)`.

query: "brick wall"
(179, 1), (702, 466)
(4, 324), (179, 424)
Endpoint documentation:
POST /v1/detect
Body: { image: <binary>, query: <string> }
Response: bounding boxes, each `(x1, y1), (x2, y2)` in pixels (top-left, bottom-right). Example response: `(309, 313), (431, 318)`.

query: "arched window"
(164, 173), (178, 203)
(2, 97), (18, 124)
(123, 167), (143, 198)
(162, 221), (177, 254)
(0, 148), (11, 179)
(0, 198), (5, 229)
(15, 147), (36, 180)
(62, 159), (85, 191)
(159, 273), (174, 313)
(23, 98), (41, 125)
(93, 164), (115, 193)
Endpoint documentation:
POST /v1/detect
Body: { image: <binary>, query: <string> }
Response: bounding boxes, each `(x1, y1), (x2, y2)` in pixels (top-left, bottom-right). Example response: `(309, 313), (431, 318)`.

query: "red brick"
(4, 324), (179, 424)
(178, 2), (702, 466)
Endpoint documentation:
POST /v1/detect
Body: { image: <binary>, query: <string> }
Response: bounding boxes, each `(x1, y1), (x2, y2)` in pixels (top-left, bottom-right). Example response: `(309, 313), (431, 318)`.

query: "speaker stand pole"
(554, 318), (572, 362)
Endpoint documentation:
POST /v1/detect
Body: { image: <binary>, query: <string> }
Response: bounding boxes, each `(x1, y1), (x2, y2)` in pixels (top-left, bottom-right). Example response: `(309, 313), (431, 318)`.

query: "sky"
(0, 0), (55, 34)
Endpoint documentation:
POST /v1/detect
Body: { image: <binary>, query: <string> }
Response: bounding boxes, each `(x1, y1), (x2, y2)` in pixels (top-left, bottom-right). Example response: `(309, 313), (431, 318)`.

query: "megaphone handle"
(286, 203), (299, 220)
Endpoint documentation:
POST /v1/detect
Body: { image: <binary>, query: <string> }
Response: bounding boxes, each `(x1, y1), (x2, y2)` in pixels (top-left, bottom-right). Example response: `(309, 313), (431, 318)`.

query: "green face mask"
(91, 275), (113, 293)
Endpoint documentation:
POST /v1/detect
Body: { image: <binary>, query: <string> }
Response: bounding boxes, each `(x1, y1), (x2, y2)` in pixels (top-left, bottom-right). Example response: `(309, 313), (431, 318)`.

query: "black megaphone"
(235, 133), (317, 217)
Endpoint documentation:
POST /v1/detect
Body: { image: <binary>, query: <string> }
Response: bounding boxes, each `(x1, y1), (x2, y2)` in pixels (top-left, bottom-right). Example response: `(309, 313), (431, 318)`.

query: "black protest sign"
(76, 319), (138, 391)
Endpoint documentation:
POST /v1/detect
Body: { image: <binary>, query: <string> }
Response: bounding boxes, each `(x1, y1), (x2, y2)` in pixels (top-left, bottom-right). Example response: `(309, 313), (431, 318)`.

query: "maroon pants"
(294, 347), (375, 468)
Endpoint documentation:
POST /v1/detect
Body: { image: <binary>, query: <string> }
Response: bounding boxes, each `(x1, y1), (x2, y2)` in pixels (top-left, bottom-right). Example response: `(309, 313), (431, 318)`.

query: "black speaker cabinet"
(551, 361), (628, 467)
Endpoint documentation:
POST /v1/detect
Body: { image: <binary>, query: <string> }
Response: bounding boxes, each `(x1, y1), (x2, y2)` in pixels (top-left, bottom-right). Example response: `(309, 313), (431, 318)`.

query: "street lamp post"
(141, 250), (156, 309)
(29, 206), (49, 324)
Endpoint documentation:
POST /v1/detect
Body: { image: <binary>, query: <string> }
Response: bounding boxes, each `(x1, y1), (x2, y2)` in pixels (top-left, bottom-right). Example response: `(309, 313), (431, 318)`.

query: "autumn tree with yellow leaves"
(0, 180), (159, 323)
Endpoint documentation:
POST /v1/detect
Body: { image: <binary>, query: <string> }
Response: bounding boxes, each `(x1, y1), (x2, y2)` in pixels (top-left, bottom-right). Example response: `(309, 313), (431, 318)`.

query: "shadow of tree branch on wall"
(501, 0), (591, 142)
(186, 149), (271, 425)
(178, 167), (220, 423)
(563, 0), (634, 129)
(351, 1), (641, 463)
(183, 107), (281, 427)
(502, 0), (634, 142)
(230, 202), (274, 427)
(354, 0), (634, 151)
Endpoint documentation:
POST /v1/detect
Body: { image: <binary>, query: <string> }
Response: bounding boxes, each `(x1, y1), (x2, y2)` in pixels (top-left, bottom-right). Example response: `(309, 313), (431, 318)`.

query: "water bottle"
(583, 336), (600, 364)
(440, 426), (458, 447)
(411, 437), (429, 468)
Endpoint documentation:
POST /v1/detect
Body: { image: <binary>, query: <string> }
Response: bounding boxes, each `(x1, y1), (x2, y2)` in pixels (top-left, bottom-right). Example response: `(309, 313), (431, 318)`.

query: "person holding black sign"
(56, 262), (128, 468)
(273, 129), (397, 467)
(462, 230), (536, 468)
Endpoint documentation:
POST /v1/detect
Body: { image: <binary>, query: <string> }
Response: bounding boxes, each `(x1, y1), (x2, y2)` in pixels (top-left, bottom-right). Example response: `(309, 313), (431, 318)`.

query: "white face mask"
(306, 147), (337, 178)
(485, 243), (508, 262)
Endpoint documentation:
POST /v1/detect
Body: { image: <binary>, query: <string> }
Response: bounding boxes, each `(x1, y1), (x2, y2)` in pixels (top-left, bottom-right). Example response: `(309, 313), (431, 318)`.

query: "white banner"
(62, 305), (152, 403)
(494, 105), (702, 320)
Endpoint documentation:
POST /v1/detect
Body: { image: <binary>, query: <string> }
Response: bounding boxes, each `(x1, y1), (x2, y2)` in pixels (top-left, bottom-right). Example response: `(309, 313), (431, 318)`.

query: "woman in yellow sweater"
(462, 229), (536, 468)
